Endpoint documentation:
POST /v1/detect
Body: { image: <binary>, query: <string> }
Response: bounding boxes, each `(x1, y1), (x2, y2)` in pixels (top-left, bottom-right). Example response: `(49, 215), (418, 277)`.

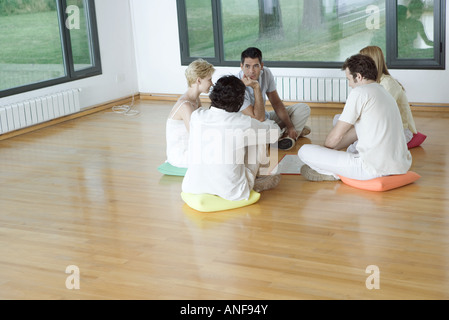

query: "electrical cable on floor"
(112, 94), (140, 116)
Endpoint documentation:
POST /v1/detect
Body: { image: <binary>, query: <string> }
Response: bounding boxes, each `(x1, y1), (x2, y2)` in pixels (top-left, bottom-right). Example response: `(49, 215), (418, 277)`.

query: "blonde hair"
(359, 46), (391, 83)
(185, 59), (215, 87)
(360, 46), (405, 91)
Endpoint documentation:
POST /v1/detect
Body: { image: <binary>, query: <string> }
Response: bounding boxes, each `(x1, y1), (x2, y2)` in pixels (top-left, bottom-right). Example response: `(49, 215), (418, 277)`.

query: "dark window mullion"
(176, 0), (191, 65)
(212, 0), (224, 64)
(429, 1), (439, 63)
(70, 0), (102, 78)
(84, 0), (102, 74)
(436, 0), (446, 67)
(385, 0), (396, 67)
(57, 0), (76, 79)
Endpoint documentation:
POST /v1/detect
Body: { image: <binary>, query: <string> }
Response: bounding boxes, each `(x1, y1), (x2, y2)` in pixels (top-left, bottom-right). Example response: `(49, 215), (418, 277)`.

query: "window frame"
(0, 0), (102, 98)
(386, 0), (446, 69)
(177, 0), (446, 70)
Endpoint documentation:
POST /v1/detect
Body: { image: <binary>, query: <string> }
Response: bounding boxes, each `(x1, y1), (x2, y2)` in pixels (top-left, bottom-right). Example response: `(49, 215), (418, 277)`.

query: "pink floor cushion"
(408, 132), (427, 149)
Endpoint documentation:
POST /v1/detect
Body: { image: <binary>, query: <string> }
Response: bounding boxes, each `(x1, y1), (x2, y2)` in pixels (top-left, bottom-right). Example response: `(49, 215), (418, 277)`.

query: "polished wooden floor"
(1, 99), (448, 300)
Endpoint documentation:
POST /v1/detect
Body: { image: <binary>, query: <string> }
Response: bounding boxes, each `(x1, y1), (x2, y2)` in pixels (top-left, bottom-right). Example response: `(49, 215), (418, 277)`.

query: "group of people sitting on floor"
(164, 45), (421, 202)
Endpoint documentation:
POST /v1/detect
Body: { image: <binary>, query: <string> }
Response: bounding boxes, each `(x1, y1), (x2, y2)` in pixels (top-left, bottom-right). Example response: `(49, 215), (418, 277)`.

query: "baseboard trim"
(140, 93), (211, 104)
(141, 92), (449, 112)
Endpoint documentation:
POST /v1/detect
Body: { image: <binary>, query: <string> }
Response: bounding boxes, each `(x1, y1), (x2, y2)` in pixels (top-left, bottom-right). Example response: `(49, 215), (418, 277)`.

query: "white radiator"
(274, 76), (349, 103)
(0, 88), (81, 134)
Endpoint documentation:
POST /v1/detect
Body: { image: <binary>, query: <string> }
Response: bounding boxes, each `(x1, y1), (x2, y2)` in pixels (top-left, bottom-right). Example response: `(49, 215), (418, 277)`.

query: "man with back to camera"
(238, 47), (311, 151)
(298, 54), (412, 182)
(182, 75), (282, 201)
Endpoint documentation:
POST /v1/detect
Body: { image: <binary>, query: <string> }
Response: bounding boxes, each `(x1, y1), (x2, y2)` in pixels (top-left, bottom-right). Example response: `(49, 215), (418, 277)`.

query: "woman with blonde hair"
(360, 46), (418, 145)
(165, 59), (215, 168)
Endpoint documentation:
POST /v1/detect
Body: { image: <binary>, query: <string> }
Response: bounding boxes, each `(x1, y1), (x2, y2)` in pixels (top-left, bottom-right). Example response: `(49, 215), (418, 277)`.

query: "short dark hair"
(209, 75), (246, 113)
(342, 54), (378, 82)
(241, 47), (263, 64)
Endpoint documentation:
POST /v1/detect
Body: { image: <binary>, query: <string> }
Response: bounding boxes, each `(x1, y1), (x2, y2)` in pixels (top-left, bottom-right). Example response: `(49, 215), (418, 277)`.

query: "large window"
(0, 0), (101, 98)
(177, 0), (445, 69)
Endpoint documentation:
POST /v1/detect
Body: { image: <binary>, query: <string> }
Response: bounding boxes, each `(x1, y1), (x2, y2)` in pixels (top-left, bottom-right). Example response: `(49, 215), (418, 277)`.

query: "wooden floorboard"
(0, 99), (448, 300)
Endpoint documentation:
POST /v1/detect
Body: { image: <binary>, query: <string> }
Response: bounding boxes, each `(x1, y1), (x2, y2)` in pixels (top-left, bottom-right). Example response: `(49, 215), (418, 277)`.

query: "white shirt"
(165, 100), (194, 168)
(182, 107), (280, 201)
(339, 83), (412, 176)
(165, 118), (189, 168)
(237, 67), (277, 119)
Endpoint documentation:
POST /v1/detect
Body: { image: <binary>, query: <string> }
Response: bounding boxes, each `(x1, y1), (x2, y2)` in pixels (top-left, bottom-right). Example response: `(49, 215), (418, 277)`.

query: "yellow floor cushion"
(157, 162), (187, 177)
(339, 171), (421, 192)
(181, 190), (261, 213)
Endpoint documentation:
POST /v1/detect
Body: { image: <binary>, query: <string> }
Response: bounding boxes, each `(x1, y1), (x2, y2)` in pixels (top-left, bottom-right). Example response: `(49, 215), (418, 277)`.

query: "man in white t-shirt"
(298, 54), (412, 181)
(238, 47), (311, 151)
(182, 75), (281, 201)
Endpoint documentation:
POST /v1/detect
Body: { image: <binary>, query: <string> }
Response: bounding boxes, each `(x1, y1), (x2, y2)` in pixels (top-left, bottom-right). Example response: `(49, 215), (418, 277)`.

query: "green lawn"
(0, 10), (90, 65)
(0, 9), (91, 90)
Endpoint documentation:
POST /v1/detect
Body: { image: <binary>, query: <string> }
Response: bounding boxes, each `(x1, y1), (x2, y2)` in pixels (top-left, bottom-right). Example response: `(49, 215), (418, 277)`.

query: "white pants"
(298, 144), (383, 180)
(268, 103), (310, 138)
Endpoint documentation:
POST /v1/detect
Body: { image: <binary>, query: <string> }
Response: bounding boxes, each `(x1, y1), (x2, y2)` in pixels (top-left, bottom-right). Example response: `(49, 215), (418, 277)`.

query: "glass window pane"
(221, 0), (386, 62)
(185, 0), (215, 57)
(398, 0), (434, 59)
(0, 0), (65, 91)
(67, 0), (93, 71)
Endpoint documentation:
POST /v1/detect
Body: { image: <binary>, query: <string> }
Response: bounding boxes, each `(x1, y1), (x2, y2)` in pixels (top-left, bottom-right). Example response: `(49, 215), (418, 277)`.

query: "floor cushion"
(157, 162), (187, 177)
(181, 190), (261, 213)
(408, 132), (427, 149)
(338, 171), (421, 192)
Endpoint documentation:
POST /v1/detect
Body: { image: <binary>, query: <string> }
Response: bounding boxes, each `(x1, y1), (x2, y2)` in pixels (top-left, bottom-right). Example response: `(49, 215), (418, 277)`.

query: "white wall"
(133, 0), (449, 104)
(0, 0), (139, 109)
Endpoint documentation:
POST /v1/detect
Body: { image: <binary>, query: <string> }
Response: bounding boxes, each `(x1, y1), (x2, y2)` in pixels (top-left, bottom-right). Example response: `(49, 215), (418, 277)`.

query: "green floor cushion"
(181, 190), (261, 213)
(157, 162), (187, 177)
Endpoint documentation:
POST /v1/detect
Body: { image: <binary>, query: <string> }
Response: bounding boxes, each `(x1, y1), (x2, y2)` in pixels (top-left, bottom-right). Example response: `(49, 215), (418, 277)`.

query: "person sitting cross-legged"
(298, 54), (412, 182)
(182, 75), (282, 201)
(238, 47), (311, 151)
(165, 59), (215, 168)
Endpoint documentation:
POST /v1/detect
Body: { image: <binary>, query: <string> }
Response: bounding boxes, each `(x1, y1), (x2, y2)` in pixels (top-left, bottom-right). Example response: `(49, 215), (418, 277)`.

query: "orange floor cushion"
(339, 171), (421, 192)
